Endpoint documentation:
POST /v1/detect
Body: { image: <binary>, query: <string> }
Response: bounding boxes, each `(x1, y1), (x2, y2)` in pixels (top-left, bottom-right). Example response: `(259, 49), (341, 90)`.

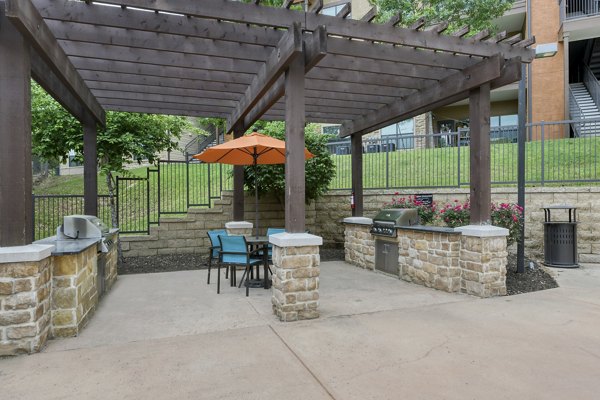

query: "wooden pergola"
(0, 0), (534, 246)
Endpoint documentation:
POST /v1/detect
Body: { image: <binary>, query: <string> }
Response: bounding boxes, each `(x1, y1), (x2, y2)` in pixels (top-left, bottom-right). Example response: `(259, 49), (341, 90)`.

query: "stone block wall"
(460, 235), (508, 297)
(397, 229), (462, 292)
(51, 245), (99, 337)
(271, 244), (320, 322)
(344, 223), (375, 270)
(122, 187), (600, 263)
(0, 257), (52, 356)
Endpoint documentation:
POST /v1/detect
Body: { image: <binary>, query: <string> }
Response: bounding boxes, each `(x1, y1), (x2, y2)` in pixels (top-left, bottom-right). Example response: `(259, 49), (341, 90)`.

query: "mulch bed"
(118, 247), (559, 296)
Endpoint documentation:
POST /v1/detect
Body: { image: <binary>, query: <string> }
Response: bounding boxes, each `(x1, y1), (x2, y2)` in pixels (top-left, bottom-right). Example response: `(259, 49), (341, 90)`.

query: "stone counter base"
(0, 258), (52, 356)
(344, 222), (508, 298)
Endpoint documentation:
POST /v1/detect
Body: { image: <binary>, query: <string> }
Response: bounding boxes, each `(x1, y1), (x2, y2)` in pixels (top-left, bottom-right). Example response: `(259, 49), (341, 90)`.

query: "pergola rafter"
(0, 0), (535, 247)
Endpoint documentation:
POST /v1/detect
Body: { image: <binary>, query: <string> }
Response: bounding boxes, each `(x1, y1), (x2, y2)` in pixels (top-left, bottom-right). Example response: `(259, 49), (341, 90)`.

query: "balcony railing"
(561, 0), (600, 20)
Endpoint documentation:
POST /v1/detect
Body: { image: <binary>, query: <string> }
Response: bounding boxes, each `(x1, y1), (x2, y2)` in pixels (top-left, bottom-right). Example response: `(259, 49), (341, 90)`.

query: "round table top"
(246, 236), (269, 244)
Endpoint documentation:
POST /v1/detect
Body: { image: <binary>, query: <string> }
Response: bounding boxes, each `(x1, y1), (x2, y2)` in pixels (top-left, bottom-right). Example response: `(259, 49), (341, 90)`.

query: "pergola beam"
(85, 0), (535, 61)
(241, 26), (327, 131)
(31, 51), (86, 122)
(59, 41), (263, 75)
(6, 0), (105, 124)
(340, 55), (504, 137)
(46, 20), (274, 62)
(226, 22), (303, 134)
(35, 0), (282, 47)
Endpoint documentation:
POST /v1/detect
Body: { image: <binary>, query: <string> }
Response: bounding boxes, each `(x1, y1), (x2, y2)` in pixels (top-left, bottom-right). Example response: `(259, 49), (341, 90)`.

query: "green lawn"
(329, 136), (600, 189)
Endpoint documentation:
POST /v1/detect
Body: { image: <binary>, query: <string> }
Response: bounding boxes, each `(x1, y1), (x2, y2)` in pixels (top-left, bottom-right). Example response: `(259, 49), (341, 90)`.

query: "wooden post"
(284, 56), (305, 233)
(83, 117), (98, 216)
(351, 134), (363, 217)
(232, 125), (245, 221)
(0, 9), (33, 246)
(469, 83), (491, 225)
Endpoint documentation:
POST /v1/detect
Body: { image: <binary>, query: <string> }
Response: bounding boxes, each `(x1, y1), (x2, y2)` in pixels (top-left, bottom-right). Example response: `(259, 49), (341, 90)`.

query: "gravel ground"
(119, 248), (558, 296)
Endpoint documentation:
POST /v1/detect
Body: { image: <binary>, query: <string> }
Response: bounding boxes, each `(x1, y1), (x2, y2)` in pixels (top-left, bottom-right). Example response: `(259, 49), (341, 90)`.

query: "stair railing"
(184, 132), (215, 160)
(583, 63), (600, 110)
(569, 87), (584, 137)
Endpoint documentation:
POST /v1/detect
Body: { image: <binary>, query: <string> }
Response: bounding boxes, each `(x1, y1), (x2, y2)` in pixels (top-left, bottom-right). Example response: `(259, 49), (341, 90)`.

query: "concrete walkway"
(2, 262), (599, 399)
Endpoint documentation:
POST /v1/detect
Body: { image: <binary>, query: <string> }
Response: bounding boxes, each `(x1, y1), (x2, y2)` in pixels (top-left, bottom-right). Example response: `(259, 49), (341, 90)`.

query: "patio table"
(246, 236), (271, 289)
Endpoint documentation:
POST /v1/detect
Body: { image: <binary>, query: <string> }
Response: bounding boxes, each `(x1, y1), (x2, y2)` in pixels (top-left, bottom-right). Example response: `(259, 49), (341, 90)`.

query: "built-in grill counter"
(369, 209), (420, 274)
(34, 215), (119, 337)
(344, 207), (509, 298)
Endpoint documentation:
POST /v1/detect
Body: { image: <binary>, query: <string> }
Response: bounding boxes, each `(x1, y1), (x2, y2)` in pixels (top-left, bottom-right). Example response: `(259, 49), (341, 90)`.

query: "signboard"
(414, 194), (433, 206)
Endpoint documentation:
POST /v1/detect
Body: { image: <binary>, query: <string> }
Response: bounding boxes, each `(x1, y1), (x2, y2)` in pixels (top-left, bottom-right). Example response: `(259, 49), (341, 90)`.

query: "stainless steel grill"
(370, 209), (420, 238)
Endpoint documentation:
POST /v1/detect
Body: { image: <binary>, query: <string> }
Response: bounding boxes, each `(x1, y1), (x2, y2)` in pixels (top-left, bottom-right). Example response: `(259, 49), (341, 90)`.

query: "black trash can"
(542, 205), (579, 268)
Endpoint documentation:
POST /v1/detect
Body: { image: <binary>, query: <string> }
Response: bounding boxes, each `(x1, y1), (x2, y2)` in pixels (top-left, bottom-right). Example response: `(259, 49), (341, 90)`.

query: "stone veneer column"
(269, 233), (322, 322)
(456, 225), (509, 297)
(0, 244), (54, 356)
(343, 217), (374, 270)
(225, 221), (253, 236)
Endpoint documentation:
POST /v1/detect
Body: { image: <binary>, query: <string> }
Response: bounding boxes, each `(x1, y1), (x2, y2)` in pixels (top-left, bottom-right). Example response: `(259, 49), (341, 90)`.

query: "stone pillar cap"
(269, 232), (323, 247)
(0, 244), (55, 263)
(455, 225), (509, 237)
(225, 221), (253, 229)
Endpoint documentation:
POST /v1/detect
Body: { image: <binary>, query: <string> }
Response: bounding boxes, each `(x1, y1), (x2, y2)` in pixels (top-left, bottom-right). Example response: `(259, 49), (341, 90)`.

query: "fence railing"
(561, 0), (600, 19)
(327, 119), (600, 190)
(32, 160), (232, 240)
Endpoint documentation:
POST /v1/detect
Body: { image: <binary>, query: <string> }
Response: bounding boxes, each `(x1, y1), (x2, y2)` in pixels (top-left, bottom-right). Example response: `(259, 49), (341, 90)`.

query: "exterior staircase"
(588, 39), (600, 79)
(569, 82), (600, 135)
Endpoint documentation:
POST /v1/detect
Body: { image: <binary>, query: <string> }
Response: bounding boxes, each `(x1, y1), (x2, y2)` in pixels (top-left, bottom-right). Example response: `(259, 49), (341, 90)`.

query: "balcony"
(560, 0), (600, 41)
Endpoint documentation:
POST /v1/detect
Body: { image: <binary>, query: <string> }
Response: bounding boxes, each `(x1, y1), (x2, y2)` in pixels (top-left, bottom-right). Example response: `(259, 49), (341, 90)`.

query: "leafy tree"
(370, 0), (514, 34)
(244, 121), (335, 204)
(31, 82), (189, 227)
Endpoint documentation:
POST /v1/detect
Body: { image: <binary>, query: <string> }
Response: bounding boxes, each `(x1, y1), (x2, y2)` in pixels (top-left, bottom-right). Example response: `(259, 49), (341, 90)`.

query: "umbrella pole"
(254, 153), (259, 239)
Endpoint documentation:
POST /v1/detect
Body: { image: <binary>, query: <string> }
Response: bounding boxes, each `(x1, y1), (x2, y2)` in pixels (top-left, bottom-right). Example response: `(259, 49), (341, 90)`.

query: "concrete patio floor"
(2, 261), (600, 399)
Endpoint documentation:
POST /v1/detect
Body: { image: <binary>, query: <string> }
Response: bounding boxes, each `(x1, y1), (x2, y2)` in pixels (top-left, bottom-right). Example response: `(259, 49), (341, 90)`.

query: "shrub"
(439, 200), (471, 228)
(491, 203), (524, 246)
(386, 194), (437, 225)
(438, 200), (524, 245)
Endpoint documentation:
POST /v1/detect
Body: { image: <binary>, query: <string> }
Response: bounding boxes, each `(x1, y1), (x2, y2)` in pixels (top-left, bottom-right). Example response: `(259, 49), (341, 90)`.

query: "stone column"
(270, 233), (322, 322)
(225, 221), (253, 236)
(456, 225), (509, 297)
(0, 245), (54, 356)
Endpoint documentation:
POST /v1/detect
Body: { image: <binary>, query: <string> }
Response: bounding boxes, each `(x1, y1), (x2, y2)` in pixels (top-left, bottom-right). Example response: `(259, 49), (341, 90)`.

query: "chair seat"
(221, 254), (263, 265)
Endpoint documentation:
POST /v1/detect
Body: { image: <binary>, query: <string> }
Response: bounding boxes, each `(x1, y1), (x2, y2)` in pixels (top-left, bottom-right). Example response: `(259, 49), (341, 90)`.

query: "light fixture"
(535, 42), (559, 59)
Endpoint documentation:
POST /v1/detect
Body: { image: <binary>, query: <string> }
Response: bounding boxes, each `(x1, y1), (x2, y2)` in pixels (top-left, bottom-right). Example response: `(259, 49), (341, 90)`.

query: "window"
(321, 2), (350, 17)
(322, 125), (340, 135)
(380, 119), (414, 149)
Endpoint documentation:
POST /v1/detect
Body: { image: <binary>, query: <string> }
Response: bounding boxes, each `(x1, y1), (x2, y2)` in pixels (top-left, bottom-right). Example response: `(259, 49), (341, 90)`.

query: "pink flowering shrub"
(439, 200), (471, 228)
(491, 203), (524, 245)
(385, 193), (437, 225)
(438, 200), (523, 245)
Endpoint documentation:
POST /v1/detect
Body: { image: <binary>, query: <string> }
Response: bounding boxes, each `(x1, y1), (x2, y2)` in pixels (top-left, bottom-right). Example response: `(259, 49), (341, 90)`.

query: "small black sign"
(414, 194), (433, 206)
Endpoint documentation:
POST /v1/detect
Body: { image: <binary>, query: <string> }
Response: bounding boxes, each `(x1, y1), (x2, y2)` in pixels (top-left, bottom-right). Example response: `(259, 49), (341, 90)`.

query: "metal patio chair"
(217, 235), (264, 296)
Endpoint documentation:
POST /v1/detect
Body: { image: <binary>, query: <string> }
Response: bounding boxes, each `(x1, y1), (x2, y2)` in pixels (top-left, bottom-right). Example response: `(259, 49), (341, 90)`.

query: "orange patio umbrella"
(192, 132), (313, 236)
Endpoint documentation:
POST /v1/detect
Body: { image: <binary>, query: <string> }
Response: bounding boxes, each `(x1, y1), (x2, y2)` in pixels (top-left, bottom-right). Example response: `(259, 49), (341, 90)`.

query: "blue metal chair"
(218, 235), (263, 296)
(207, 229), (227, 285)
(264, 228), (285, 261)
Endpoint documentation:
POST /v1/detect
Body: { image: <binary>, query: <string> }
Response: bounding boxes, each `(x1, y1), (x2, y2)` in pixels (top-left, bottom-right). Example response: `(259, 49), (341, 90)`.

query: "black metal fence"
(32, 160), (232, 240)
(326, 120), (600, 190)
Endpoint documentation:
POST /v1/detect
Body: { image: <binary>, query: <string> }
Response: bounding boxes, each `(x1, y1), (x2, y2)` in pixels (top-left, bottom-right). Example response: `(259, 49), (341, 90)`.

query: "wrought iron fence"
(327, 120), (600, 190)
(32, 194), (112, 241)
(32, 159), (232, 240)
